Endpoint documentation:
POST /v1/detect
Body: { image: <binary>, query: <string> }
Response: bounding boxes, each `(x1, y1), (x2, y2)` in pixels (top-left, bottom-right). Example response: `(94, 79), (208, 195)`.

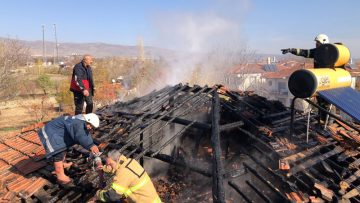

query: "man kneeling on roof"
(94, 150), (161, 203)
(37, 113), (100, 186)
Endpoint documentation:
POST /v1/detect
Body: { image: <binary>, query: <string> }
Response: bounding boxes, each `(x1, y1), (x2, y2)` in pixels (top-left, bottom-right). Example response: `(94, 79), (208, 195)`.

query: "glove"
(281, 48), (291, 54)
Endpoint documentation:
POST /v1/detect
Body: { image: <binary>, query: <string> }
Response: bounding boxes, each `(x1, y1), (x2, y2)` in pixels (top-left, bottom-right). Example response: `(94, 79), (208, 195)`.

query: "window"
(278, 82), (286, 90)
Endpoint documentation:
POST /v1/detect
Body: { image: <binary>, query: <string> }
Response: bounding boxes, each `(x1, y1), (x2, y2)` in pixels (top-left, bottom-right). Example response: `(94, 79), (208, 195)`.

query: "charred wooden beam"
(228, 181), (253, 203)
(149, 121), (195, 158)
(246, 180), (273, 203)
(120, 113), (211, 130)
(287, 146), (344, 177)
(226, 91), (264, 115)
(133, 121), (195, 159)
(243, 162), (291, 203)
(291, 174), (314, 193)
(127, 94), (212, 157)
(219, 121), (244, 131)
(281, 142), (336, 164)
(139, 85), (180, 112)
(236, 127), (279, 159)
(261, 110), (291, 119)
(308, 168), (339, 190)
(140, 132), (144, 166)
(122, 85), (190, 134)
(251, 144), (275, 161)
(211, 91), (226, 203)
(119, 87), (212, 153)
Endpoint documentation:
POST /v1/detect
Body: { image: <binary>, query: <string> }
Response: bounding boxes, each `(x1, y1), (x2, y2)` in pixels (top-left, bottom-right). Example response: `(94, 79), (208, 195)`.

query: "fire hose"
(89, 152), (106, 189)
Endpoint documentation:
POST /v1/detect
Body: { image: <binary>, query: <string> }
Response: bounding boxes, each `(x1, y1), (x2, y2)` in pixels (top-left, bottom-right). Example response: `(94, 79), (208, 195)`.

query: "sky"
(0, 0), (359, 57)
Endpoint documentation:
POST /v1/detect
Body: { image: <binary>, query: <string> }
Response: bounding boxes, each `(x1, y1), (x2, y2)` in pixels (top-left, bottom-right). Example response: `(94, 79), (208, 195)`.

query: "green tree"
(55, 79), (73, 112)
(36, 74), (53, 95)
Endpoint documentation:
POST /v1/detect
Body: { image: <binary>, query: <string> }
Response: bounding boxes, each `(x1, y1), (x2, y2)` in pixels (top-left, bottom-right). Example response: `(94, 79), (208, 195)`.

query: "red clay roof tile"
(20, 131), (42, 146)
(0, 128), (48, 200)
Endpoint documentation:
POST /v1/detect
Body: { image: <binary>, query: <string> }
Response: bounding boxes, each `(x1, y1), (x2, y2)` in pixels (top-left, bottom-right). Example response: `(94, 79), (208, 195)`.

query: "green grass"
(0, 126), (20, 132)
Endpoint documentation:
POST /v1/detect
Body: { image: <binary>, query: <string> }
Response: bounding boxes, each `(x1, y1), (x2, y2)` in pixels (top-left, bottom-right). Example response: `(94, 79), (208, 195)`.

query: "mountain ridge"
(0, 37), (174, 58)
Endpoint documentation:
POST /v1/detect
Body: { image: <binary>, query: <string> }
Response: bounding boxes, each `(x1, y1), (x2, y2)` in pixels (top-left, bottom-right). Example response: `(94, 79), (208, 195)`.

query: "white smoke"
(150, 0), (253, 86)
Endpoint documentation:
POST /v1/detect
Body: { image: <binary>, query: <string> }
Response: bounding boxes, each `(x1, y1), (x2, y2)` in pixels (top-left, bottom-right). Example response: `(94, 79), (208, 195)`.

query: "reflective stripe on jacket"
(37, 115), (95, 158)
(98, 155), (161, 203)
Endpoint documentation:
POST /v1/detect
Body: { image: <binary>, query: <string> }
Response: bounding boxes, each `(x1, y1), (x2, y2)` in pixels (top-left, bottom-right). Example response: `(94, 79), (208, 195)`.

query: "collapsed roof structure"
(0, 84), (359, 202)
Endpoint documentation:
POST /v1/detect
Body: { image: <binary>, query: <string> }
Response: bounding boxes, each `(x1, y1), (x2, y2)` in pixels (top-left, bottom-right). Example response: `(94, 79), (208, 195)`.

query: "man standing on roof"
(281, 34), (329, 68)
(70, 54), (95, 115)
(37, 113), (100, 186)
(281, 34), (334, 124)
(93, 150), (161, 203)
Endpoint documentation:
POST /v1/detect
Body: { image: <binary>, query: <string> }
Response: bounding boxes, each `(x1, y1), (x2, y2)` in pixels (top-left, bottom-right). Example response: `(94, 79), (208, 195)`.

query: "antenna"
(42, 25), (47, 65)
(137, 37), (144, 61)
(53, 24), (59, 64)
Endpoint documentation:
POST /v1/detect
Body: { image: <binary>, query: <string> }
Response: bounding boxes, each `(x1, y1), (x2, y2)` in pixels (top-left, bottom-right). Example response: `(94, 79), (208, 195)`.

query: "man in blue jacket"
(38, 113), (100, 185)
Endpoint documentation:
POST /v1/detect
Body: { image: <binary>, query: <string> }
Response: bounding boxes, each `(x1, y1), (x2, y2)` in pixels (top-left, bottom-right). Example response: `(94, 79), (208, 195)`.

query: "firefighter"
(281, 34), (334, 124)
(281, 34), (329, 68)
(37, 113), (100, 187)
(94, 150), (161, 203)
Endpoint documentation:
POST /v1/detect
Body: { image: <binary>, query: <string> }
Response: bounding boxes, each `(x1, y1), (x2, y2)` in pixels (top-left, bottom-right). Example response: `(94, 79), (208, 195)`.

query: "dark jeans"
(47, 150), (66, 163)
(73, 91), (93, 115)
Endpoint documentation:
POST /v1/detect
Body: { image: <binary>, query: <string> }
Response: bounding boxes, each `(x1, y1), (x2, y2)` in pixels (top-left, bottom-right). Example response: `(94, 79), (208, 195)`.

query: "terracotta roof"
(228, 63), (266, 74)
(228, 61), (312, 76)
(0, 123), (48, 201)
(262, 66), (301, 79)
(346, 65), (360, 77)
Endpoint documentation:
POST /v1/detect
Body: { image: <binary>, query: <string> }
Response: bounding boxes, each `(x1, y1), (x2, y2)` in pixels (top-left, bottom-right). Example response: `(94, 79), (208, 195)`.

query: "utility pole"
(42, 24), (47, 66)
(53, 24), (59, 65)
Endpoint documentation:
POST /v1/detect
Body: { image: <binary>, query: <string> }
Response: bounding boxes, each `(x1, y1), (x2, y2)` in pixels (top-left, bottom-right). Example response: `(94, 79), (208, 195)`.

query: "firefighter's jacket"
(37, 115), (95, 158)
(289, 48), (320, 68)
(97, 155), (161, 203)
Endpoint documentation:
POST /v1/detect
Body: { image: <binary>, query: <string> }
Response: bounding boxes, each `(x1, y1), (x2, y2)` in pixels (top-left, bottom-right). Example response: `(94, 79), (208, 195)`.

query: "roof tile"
(0, 127), (48, 201)
(15, 158), (47, 175)
(20, 131), (42, 146)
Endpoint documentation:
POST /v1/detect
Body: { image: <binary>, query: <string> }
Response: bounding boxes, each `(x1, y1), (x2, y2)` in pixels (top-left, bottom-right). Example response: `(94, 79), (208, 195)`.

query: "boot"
(53, 161), (71, 183)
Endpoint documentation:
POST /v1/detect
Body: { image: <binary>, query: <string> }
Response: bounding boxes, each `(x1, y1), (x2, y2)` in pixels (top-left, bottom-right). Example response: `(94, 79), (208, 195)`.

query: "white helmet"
(314, 34), (329, 44)
(83, 113), (100, 128)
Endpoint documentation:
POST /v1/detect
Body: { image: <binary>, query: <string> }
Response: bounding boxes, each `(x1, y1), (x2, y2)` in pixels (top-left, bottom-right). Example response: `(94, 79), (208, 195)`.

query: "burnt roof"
(1, 84), (360, 202)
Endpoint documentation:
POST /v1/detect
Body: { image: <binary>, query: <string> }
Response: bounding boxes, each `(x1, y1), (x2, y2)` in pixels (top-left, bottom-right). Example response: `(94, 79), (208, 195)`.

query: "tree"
(36, 74), (53, 95)
(27, 95), (53, 122)
(55, 79), (74, 112)
(0, 38), (30, 100)
(93, 81), (121, 105)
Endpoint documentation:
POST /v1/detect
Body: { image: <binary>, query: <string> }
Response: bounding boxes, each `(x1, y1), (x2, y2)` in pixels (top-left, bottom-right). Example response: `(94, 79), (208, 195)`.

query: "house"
(224, 57), (282, 92)
(262, 63), (303, 107)
(224, 63), (265, 91)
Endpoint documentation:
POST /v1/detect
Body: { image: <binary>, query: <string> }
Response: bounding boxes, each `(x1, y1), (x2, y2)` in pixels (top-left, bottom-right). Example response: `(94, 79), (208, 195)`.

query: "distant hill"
(0, 37), (175, 58)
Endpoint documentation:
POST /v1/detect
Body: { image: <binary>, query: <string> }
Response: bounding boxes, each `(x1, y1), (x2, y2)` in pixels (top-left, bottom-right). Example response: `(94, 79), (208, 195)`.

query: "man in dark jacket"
(70, 54), (95, 115)
(38, 113), (100, 185)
